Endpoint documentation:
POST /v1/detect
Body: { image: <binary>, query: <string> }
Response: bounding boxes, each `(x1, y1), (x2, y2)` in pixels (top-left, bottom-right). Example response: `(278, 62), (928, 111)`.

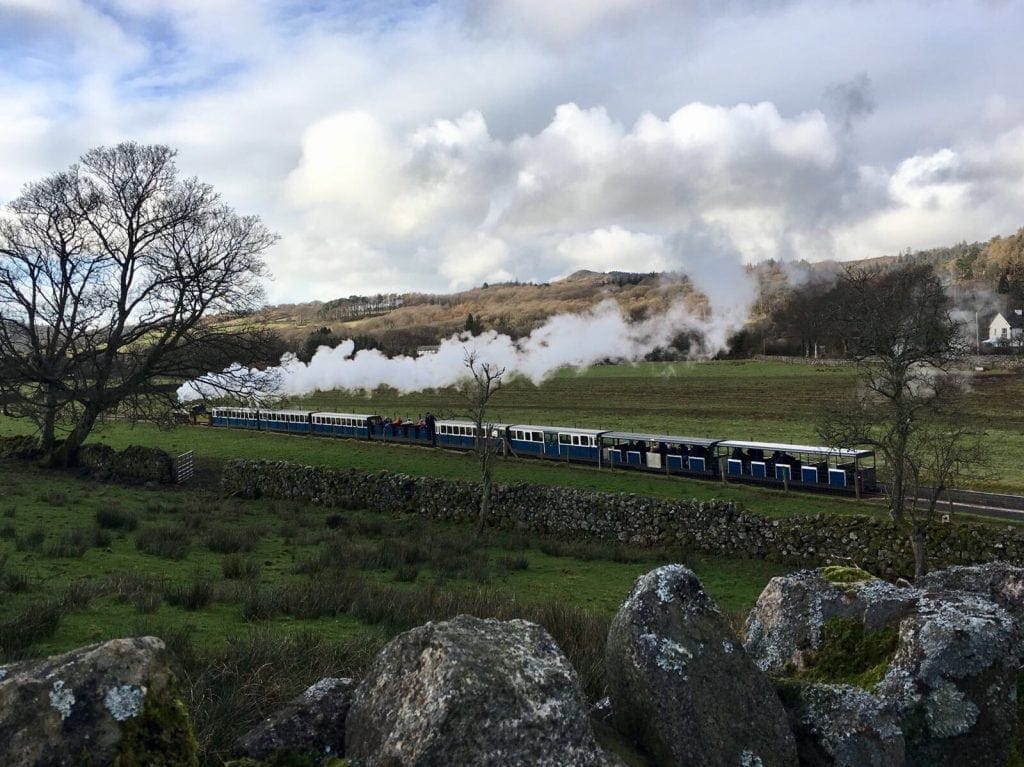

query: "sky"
(2, 0), (1023, 305)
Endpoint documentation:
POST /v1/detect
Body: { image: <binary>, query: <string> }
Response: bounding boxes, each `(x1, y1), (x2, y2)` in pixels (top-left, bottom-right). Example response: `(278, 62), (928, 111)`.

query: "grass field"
(1, 358), (1018, 762)
(0, 459), (786, 763)
(279, 359), (1024, 493)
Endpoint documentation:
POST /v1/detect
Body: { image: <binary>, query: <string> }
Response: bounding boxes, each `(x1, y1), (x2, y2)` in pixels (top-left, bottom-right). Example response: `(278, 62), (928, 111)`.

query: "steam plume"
(177, 298), (741, 402)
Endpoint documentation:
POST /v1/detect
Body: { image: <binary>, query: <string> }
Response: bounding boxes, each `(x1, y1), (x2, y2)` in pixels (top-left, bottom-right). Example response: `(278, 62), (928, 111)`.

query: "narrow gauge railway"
(210, 407), (878, 497)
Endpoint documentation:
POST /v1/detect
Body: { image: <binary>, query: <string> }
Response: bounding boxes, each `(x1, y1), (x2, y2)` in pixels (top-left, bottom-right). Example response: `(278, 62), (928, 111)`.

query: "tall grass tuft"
(135, 524), (192, 559)
(96, 506), (139, 531)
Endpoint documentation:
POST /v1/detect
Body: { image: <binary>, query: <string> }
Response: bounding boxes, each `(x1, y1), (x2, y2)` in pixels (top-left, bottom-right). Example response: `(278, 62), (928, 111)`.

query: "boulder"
(345, 614), (607, 766)
(744, 567), (918, 674)
(0, 636), (196, 767)
(605, 564), (797, 767)
(234, 677), (354, 762)
(779, 681), (905, 767)
(917, 561), (1024, 622)
(746, 566), (1024, 767)
(875, 590), (1022, 766)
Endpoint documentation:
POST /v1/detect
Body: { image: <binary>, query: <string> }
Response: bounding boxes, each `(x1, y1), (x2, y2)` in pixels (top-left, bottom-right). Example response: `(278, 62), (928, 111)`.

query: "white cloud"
(555, 227), (669, 274)
(0, 0), (1023, 311)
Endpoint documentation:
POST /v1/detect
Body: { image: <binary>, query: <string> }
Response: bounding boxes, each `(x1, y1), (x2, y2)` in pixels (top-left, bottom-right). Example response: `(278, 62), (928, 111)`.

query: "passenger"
(658, 442), (668, 463)
(750, 448), (765, 462)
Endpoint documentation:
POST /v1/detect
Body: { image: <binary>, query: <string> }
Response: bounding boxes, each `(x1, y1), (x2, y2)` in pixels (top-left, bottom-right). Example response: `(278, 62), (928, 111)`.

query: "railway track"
(878, 484), (1024, 522)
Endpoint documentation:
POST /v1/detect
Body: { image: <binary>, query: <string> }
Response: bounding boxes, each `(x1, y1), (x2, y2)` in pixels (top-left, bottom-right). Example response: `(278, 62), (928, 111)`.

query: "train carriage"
(716, 440), (876, 494)
(259, 409), (312, 434)
(600, 432), (721, 475)
(435, 420), (507, 452)
(210, 407), (260, 429)
(311, 412), (376, 439)
(508, 425), (604, 462)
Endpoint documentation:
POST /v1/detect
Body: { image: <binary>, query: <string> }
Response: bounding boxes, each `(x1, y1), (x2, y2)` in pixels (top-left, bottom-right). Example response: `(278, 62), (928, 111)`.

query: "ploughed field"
(0, 459), (786, 762)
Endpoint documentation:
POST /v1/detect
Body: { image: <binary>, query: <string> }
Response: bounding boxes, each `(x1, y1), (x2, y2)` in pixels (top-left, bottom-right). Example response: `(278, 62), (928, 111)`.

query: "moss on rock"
(800, 617), (899, 691)
(821, 565), (876, 587)
(112, 675), (198, 767)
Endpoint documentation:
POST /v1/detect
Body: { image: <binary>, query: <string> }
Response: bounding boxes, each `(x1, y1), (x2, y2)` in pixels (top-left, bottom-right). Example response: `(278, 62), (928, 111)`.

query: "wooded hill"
(249, 227), (1024, 360)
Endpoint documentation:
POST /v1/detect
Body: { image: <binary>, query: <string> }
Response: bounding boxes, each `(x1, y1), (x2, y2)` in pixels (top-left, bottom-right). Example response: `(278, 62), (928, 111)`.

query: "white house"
(989, 309), (1024, 345)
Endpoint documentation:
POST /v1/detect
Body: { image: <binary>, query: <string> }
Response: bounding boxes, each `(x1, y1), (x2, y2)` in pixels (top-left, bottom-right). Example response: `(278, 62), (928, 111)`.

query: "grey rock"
(748, 566), (1024, 767)
(345, 614), (606, 767)
(917, 561), (1024, 622)
(781, 682), (905, 767)
(0, 636), (196, 766)
(876, 591), (1022, 766)
(605, 565), (797, 767)
(234, 677), (354, 762)
(744, 569), (918, 673)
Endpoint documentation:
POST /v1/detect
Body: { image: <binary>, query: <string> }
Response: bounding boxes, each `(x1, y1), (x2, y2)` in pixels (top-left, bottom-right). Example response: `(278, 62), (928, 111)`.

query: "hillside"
(245, 228), (1024, 359)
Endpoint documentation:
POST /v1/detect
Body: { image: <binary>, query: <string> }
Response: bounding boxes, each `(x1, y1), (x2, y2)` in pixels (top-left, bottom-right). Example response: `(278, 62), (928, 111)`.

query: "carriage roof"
(602, 431), (720, 448)
(717, 440), (873, 459)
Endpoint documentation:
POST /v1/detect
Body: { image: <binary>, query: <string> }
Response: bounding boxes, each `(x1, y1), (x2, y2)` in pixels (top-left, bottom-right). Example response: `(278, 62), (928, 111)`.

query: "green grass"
(0, 458), (786, 762)
(282, 359), (1024, 493)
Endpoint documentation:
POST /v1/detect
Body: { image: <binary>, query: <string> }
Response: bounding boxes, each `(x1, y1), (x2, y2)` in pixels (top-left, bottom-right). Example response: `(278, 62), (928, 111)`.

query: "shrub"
(2, 506), (15, 518)
(133, 590), (162, 614)
(497, 554), (530, 573)
(2, 570), (29, 593)
(15, 526), (46, 552)
(135, 524), (192, 559)
(205, 526), (258, 554)
(222, 553), (262, 581)
(96, 506), (139, 531)
(0, 599), (63, 659)
(164, 579), (214, 611)
(44, 527), (91, 558)
(393, 563), (420, 582)
(0, 523), (15, 540)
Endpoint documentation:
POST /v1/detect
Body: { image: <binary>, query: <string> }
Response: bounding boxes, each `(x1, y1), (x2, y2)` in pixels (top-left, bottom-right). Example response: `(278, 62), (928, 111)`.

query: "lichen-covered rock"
(744, 569), (918, 674)
(345, 614), (607, 766)
(779, 681), (905, 767)
(917, 561), (1024, 622)
(875, 591), (1022, 766)
(0, 636), (197, 766)
(234, 677), (354, 762)
(605, 565), (797, 767)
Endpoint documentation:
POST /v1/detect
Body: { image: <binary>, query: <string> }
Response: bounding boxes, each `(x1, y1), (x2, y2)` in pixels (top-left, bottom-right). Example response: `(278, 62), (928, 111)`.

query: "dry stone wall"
(222, 460), (1024, 578)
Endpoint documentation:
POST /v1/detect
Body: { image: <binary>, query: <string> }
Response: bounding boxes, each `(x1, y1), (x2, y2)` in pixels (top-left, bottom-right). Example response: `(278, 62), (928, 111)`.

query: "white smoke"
(177, 298), (738, 402)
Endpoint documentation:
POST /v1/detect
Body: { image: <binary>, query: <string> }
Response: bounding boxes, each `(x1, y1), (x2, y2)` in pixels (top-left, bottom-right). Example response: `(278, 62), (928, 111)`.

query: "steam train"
(210, 407), (877, 496)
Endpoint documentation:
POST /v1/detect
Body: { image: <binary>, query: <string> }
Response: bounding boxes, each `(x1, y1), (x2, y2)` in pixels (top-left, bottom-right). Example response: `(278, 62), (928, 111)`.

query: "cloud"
(0, 0), (1023, 311)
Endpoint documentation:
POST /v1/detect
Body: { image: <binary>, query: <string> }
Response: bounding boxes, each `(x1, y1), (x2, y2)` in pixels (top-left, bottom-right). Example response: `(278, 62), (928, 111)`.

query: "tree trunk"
(47, 405), (100, 468)
(910, 526), (928, 579)
(476, 450), (492, 538)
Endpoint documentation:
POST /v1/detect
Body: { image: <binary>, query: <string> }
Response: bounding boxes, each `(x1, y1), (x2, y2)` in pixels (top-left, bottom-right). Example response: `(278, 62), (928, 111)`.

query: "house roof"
(990, 310), (1024, 329)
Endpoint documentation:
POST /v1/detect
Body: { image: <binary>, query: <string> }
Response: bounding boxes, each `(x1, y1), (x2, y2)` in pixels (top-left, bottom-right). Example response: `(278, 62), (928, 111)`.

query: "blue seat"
(828, 469), (847, 487)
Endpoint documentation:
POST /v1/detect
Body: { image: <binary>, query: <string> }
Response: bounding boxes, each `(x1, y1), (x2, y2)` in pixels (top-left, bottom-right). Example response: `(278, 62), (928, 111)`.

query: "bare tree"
(0, 143), (277, 466)
(818, 263), (983, 578)
(461, 349), (505, 537)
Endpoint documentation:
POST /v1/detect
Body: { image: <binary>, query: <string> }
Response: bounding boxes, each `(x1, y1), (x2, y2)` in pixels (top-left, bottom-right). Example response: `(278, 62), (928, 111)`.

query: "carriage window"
(571, 435), (580, 445)
(559, 434), (571, 444)
(532, 432), (542, 442)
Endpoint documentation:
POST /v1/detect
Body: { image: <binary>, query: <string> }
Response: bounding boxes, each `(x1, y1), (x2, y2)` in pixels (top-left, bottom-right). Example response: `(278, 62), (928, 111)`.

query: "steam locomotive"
(210, 407), (877, 496)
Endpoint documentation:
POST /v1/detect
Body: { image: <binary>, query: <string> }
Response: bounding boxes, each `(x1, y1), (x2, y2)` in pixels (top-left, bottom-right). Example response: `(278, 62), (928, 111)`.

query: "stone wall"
(78, 444), (175, 484)
(222, 459), (1024, 578)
